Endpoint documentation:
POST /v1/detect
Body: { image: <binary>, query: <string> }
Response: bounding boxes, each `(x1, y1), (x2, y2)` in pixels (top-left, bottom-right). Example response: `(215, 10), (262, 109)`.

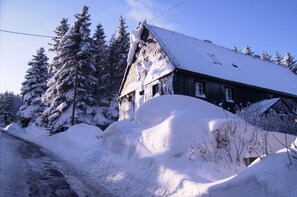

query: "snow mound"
(136, 95), (235, 126)
(54, 123), (103, 149)
(135, 95), (234, 156)
(205, 149), (297, 197)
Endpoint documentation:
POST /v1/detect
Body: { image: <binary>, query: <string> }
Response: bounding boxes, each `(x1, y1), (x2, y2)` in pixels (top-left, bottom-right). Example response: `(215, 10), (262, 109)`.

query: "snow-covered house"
(119, 22), (297, 120)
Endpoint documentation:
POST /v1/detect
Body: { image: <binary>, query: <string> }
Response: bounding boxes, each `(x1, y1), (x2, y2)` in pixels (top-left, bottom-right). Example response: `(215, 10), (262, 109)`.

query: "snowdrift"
(5, 95), (297, 197)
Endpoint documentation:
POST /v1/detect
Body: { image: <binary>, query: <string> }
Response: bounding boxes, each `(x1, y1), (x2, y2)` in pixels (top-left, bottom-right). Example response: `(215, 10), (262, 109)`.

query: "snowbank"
(5, 95), (297, 197)
(204, 149), (297, 197)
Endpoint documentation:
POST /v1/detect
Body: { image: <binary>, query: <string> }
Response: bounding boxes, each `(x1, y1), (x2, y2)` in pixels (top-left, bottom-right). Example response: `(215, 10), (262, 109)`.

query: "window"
(225, 88), (234, 102)
(195, 82), (205, 98)
(152, 84), (159, 96)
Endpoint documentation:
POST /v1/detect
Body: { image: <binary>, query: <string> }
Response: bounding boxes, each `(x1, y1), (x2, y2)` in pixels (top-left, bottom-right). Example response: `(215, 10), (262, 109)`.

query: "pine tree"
(44, 6), (99, 132)
(0, 92), (18, 127)
(105, 16), (129, 122)
(43, 18), (70, 107)
(17, 48), (49, 127)
(91, 23), (108, 96)
(232, 46), (238, 52)
(48, 18), (69, 74)
(242, 45), (254, 56)
(273, 52), (283, 65)
(260, 51), (271, 61)
(282, 52), (296, 70)
(108, 16), (129, 92)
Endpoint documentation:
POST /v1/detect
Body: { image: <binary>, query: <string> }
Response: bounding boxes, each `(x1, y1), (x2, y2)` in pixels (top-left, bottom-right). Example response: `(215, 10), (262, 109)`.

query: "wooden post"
(71, 64), (79, 125)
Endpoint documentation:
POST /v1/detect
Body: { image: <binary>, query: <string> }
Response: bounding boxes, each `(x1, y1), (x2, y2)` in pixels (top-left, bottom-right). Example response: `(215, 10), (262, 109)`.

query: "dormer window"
(195, 82), (206, 98)
(225, 87), (234, 102)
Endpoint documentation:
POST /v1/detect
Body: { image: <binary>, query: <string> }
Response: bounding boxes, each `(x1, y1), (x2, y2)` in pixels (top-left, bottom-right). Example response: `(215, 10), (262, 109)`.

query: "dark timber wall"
(173, 69), (297, 112)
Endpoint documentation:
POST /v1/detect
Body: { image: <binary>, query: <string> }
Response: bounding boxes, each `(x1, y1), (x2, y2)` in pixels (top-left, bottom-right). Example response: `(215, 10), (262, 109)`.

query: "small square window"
(225, 88), (234, 102)
(195, 82), (206, 98)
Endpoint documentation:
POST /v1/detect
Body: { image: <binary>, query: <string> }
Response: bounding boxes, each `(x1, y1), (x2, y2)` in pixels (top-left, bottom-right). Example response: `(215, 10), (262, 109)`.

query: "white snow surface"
(4, 95), (297, 196)
(245, 97), (280, 114)
(127, 22), (144, 66)
(145, 24), (297, 96)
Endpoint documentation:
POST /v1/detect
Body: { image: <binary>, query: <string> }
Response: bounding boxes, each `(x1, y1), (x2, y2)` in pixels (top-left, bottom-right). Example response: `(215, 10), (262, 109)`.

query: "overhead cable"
(0, 29), (54, 38)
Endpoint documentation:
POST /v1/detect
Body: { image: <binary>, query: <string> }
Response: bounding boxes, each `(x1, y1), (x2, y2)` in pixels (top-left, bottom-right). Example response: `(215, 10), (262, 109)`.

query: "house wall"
(119, 29), (175, 120)
(173, 70), (297, 113)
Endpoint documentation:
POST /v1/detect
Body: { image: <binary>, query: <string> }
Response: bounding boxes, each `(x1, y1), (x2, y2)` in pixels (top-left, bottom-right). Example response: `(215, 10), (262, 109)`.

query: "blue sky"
(1, 0), (296, 94)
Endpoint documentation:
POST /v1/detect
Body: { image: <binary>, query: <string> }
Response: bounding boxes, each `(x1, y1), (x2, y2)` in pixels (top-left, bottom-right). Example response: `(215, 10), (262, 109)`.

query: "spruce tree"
(105, 16), (129, 122)
(48, 18), (69, 74)
(43, 18), (70, 107)
(44, 6), (99, 132)
(260, 51), (271, 61)
(0, 92), (18, 127)
(91, 23), (108, 96)
(282, 52), (296, 70)
(273, 52), (283, 65)
(17, 48), (49, 127)
(108, 16), (129, 92)
(242, 45), (254, 56)
(232, 46), (238, 52)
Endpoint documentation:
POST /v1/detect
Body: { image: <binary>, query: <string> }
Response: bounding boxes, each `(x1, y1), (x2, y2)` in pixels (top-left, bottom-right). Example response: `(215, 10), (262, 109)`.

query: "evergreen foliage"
(273, 52), (283, 65)
(108, 16), (130, 92)
(43, 18), (70, 107)
(48, 18), (69, 75)
(103, 16), (130, 123)
(241, 45), (254, 56)
(282, 52), (296, 70)
(43, 6), (99, 132)
(260, 51), (271, 61)
(232, 46), (238, 52)
(17, 48), (50, 127)
(91, 23), (108, 96)
(0, 92), (21, 127)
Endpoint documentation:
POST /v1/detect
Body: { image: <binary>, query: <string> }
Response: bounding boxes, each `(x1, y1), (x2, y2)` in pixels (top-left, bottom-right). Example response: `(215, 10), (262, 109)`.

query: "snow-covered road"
(0, 130), (113, 197)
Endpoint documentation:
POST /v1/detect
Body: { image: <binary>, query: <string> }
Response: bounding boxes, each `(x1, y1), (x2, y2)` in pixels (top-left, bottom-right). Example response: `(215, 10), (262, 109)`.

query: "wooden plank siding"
(173, 69), (297, 113)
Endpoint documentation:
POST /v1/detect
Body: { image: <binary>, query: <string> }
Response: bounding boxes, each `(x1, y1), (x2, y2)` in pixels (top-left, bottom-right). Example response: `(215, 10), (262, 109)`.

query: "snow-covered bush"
(189, 117), (292, 169)
(190, 120), (249, 169)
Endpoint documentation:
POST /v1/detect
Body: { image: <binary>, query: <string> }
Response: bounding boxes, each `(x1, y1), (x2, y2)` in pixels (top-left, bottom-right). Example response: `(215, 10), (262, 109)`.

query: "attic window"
(207, 53), (222, 65)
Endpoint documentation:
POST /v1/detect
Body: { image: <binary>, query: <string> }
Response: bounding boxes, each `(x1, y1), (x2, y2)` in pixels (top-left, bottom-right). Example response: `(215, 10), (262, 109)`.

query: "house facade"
(119, 22), (297, 120)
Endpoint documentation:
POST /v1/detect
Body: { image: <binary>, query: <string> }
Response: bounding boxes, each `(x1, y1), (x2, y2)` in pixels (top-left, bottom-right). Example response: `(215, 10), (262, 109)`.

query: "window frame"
(152, 83), (159, 96)
(225, 87), (234, 102)
(194, 81), (206, 98)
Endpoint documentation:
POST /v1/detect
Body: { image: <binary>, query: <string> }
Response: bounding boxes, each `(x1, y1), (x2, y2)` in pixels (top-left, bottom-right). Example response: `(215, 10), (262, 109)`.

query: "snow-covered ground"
(3, 95), (297, 197)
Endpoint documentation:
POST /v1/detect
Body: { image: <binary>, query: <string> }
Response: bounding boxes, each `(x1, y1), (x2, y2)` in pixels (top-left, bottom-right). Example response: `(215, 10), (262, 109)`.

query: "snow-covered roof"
(145, 24), (297, 97)
(245, 98), (281, 114)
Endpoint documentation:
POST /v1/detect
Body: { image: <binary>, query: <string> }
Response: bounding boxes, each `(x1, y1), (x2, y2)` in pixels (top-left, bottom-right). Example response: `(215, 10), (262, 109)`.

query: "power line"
(1, 0), (188, 39)
(0, 29), (54, 38)
(148, 0), (188, 23)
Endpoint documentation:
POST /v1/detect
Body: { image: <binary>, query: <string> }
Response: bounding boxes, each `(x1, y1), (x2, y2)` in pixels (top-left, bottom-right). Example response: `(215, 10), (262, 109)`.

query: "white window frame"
(195, 82), (206, 98)
(225, 87), (234, 102)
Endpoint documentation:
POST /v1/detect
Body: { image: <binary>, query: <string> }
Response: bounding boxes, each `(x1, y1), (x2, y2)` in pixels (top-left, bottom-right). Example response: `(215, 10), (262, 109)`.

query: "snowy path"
(0, 131), (113, 197)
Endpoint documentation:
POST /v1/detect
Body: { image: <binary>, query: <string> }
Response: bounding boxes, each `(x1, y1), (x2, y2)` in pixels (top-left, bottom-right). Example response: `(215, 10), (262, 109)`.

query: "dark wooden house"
(119, 22), (297, 120)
